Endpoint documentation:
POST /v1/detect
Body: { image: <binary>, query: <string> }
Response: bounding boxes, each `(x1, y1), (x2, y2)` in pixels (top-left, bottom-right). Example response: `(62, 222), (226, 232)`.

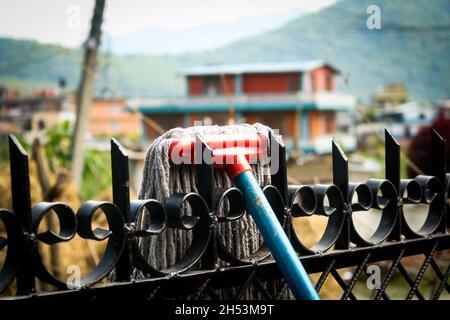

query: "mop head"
(137, 123), (273, 270)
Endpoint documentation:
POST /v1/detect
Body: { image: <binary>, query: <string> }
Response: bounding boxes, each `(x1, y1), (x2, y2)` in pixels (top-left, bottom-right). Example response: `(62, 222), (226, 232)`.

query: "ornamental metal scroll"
(0, 128), (448, 297)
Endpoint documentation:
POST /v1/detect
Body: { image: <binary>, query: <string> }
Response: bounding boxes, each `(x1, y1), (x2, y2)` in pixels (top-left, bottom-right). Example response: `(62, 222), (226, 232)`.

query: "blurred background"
(0, 0), (449, 298)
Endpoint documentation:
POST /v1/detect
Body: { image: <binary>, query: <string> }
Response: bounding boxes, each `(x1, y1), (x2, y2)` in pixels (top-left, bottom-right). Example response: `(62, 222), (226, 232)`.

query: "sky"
(0, 0), (336, 47)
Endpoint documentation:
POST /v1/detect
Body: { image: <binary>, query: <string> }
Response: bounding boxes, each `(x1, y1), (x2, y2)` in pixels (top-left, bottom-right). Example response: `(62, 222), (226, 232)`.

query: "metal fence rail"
(0, 129), (449, 300)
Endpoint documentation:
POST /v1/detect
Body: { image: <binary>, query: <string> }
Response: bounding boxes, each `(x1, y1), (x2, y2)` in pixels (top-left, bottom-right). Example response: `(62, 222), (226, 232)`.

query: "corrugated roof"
(181, 60), (339, 76)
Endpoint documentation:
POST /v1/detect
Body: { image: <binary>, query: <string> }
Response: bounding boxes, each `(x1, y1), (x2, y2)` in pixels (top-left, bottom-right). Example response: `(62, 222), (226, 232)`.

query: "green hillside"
(213, 0), (450, 101)
(0, 0), (449, 102)
(0, 39), (81, 91)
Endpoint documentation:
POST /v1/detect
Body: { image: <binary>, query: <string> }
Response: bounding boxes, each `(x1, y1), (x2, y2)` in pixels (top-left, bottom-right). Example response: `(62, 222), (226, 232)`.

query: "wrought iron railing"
(0, 129), (448, 301)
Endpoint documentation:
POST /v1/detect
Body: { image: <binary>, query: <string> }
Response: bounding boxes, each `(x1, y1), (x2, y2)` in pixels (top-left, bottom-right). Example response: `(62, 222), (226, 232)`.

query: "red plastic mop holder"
(168, 132), (266, 179)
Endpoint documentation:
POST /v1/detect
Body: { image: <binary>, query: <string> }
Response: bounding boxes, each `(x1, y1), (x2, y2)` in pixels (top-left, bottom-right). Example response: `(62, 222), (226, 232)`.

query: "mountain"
(109, 10), (305, 55)
(0, 0), (449, 102)
(0, 39), (82, 91)
(211, 0), (450, 101)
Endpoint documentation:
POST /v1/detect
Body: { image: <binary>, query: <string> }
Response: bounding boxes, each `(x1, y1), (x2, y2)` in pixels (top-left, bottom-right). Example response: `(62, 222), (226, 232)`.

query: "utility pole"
(292, 90), (302, 159)
(71, 0), (106, 188)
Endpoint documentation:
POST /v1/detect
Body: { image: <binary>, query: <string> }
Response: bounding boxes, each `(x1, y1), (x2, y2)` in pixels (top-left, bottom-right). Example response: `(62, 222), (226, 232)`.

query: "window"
(110, 105), (120, 114)
(202, 116), (213, 126)
(310, 73), (316, 93)
(38, 119), (46, 130)
(324, 113), (335, 134)
(325, 73), (333, 91)
(202, 76), (222, 96)
(110, 122), (119, 131)
(287, 74), (300, 92)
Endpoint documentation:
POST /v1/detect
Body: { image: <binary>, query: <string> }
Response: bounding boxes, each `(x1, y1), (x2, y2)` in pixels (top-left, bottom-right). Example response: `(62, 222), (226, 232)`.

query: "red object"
(187, 75), (235, 96)
(187, 67), (336, 96)
(407, 106), (450, 178)
(310, 67), (335, 92)
(243, 73), (299, 93)
(169, 133), (267, 180)
(187, 76), (203, 95)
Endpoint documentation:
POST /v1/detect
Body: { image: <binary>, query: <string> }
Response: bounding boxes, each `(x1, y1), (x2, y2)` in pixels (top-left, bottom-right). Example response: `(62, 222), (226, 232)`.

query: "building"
(372, 84), (408, 109)
(0, 87), (141, 141)
(374, 101), (436, 140)
(0, 89), (72, 132)
(87, 98), (141, 138)
(132, 60), (355, 154)
(0, 88), (74, 143)
(30, 98), (142, 142)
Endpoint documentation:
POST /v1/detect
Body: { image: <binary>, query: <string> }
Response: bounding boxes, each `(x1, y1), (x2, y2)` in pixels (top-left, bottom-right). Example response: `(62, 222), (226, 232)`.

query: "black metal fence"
(0, 129), (449, 301)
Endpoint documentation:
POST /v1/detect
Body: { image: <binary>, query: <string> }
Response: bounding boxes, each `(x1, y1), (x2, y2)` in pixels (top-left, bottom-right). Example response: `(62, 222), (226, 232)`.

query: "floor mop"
(137, 123), (318, 300)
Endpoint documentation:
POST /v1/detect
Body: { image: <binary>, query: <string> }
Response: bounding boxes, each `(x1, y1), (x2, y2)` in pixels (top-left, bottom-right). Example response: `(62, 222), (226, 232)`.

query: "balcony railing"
(129, 92), (355, 111)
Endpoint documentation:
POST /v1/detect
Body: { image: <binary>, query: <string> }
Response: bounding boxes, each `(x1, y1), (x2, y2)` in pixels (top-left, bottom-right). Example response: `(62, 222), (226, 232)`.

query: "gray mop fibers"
(137, 123), (290, 299)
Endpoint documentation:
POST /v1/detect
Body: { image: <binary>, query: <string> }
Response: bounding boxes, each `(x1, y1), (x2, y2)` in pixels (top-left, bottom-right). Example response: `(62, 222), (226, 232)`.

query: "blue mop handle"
(233, 171), (320, 300)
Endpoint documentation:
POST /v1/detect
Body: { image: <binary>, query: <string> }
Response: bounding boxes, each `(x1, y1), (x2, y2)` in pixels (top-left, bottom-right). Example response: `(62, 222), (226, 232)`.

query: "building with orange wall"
(1, 89), (141, 140)
(132, 60), (355, 154)
(87, 98), (141, 137)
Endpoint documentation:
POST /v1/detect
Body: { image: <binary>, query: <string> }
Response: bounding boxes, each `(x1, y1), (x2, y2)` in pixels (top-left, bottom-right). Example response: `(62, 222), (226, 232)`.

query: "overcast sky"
(0, 0), (336, 47)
